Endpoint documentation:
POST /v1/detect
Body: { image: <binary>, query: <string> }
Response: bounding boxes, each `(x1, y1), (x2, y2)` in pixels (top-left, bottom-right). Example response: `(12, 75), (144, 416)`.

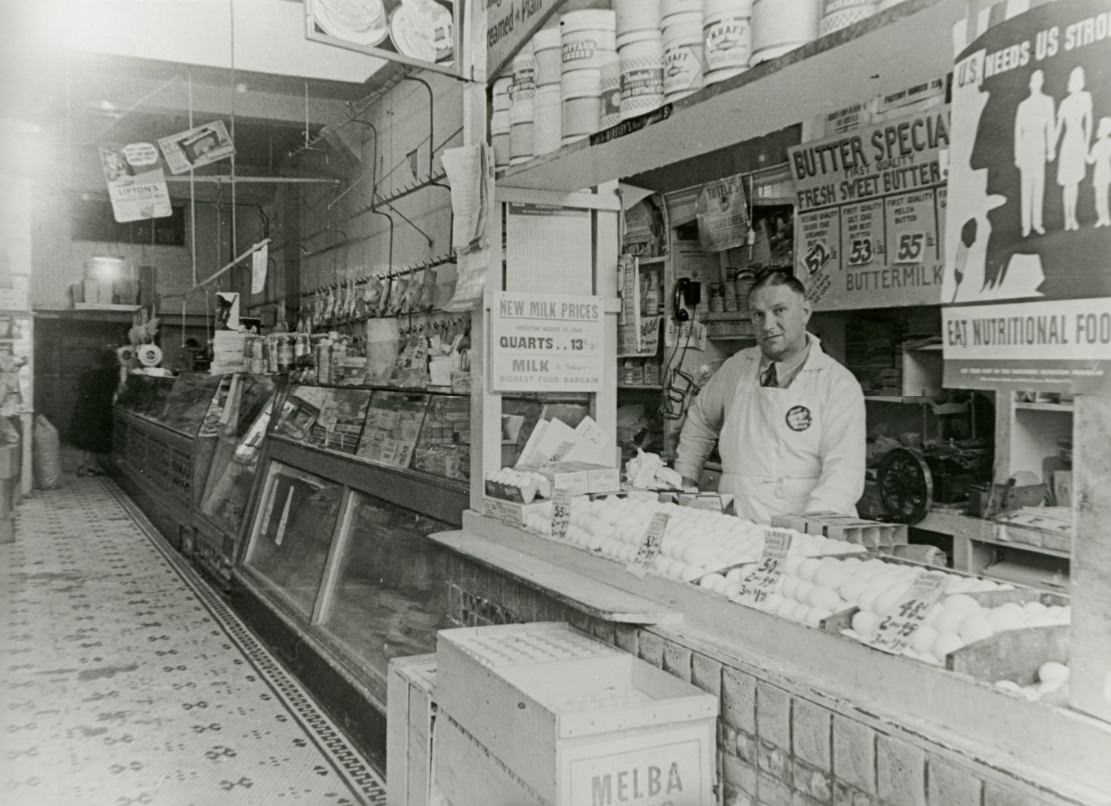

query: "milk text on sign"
(591, 761), (684, 806)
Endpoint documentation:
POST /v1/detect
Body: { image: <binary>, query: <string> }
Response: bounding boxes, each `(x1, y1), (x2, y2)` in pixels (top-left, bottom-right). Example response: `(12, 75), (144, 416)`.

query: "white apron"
(718, 360), (825, 524)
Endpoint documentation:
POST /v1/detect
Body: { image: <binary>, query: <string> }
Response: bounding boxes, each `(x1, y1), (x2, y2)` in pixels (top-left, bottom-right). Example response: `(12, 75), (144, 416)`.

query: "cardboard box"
(528, 462), (621, 496)
(387, 654), (437, 806)
(435, 623), (717, 806)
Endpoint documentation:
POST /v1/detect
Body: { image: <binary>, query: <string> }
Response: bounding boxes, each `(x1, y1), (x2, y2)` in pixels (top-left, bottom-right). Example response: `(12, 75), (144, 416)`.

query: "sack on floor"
(33, 414), (62, 490)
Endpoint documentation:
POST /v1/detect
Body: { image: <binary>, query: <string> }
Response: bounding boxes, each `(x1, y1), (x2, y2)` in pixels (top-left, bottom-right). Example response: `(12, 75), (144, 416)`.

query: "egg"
(798, 558), (822, 581)
(697, 573), (724, 591)
(957, 612), (994, 645)
(911, 624), (939, 656)
(812, 586), (844, 612)
(858, 588), (881, 614)
(1038, 662), (1070, 688)
(781, 575), (800, 600)
(776, 598), (797, 618)
(873, 586), (907, 617)
(805, 606), (831, 628)
(852, 610), (880, 640)
(763, 593), (784, 612)
(815, 564), (845, 589)
(931, 631), (965, 660)
(923, 603), (944, 627)
(794, 580), (815, 605)
(986, 605), (1025, 633)
(839, 578), (869, 604)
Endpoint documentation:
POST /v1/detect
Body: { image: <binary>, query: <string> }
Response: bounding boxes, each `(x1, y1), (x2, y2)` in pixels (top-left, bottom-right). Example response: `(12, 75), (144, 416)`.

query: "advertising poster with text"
(99, 143), (172, 223)
(789, 107), (950, 310)
(943, 0), (1111, 392)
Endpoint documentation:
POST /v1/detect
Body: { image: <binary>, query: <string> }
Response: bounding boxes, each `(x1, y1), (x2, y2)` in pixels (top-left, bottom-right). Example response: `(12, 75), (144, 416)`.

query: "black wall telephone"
(672, 278), (701, 322)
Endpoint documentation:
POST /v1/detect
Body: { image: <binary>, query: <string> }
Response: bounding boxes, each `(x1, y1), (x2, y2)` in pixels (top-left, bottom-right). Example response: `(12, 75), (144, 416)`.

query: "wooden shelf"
(1015, 401), (1074, 413)
(699, 311), (752, 323)
(496, 0), (961, 192)
(864, 395), (941, 404)
(618, 384), (663, 391)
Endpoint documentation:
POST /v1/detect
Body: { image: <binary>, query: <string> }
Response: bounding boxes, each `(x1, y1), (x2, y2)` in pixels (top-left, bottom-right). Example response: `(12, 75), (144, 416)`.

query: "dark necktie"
(760, 363), (778, 388)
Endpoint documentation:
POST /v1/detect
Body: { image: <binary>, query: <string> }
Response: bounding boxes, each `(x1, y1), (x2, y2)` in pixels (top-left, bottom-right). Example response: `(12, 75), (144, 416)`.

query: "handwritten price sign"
(551, 488), (572, 540)
(627, 513), (670, 578)
(871, 571), (947, 654)
(733, 529), (793, 605)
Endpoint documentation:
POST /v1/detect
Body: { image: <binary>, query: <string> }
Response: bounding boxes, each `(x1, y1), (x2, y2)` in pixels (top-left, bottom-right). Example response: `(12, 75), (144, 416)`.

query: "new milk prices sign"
(491, 292), (604, 393)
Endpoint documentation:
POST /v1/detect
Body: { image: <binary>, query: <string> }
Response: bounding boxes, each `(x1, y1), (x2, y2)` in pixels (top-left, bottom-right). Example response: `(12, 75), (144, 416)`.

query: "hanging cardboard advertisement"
(696, 174), (749, 252)
(789, 107), (950, 311)
(943, 0), (1111, 392)
(99, 143), (172, 223)
(158, 121), (236, 174)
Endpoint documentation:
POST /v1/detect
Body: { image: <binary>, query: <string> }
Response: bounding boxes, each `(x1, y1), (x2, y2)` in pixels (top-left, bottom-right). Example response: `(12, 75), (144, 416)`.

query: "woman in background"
(1054, 66), (1093, 232)
(70, 349), (119, 476)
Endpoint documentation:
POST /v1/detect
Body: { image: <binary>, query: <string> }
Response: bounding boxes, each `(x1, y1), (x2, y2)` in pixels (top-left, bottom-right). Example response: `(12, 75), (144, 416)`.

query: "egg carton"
(771, 512), (907, 550)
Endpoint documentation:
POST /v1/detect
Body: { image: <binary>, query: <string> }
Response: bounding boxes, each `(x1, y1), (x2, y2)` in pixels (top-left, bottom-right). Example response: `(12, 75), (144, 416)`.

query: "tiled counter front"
(439, 538), (1105, 806)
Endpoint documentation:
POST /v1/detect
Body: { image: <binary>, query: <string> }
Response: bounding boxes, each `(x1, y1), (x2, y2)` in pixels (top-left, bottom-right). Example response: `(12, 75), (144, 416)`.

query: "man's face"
(749, 283), (811, 361)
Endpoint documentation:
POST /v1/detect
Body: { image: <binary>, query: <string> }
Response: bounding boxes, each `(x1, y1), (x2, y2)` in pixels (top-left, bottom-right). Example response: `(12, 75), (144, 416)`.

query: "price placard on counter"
(490, 291), (605, 393)
(871, 571), (948, 655)
(732, 529), (794, 605)
(551, 488), (572, 540)
(627, 513), (670, 578)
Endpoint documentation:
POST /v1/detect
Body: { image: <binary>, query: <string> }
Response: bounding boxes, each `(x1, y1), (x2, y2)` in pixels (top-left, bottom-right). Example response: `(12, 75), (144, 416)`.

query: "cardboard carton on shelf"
(387, 654), (438, 806)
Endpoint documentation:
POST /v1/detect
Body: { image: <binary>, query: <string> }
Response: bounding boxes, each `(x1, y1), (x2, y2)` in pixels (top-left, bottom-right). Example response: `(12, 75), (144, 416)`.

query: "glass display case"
(244, 461), (345, 619)
(318, 492), (452, 680)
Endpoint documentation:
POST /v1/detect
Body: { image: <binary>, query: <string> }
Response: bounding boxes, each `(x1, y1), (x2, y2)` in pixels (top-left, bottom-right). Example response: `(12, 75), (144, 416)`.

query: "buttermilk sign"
(490, 291), (604, 393)
(789, 107), (950, 310)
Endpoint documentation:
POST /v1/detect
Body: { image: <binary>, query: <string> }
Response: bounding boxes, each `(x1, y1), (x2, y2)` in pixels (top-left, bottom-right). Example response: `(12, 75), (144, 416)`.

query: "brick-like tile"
(637, 630), (665, 668)
(876, 734), (926, 806)
(832, 715), (876, 795)
(614, 623), (639, 655)
(793, 759), (832, 802)
(723, 753), (758, 799)
(983, 780), (1058, 806)
(759, 770), (793, 806)
(735, 730), (757, 764)
(757, 682), (792, 749)
(721, 720), (736, 751)
(793, 791), (828, 806)
(792, 698), (833, 772)
(758, 740), (790, 780)
(590, 617), (615, 645)
(692, 652), (723, 696)
(723, 785), (756, 806)
(662, 640), (693, 682)
(834, 780), (875, 806)
(926, 758), (983, 806)
(722, 667), (757, 734)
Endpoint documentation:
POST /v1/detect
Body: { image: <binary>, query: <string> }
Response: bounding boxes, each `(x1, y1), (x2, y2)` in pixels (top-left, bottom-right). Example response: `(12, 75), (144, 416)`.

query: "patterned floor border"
(102, 477), (388, 806)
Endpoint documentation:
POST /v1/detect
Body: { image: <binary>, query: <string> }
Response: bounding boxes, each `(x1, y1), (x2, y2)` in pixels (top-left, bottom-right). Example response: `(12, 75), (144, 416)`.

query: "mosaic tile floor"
(0, 471), (387, 806)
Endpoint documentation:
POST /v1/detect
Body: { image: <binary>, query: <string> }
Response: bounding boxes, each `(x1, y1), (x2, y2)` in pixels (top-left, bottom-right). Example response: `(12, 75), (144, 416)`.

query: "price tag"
(732, 529), (793, 605)
(871, 571), (948, 654)
(626, 513), (670, 578)
(551, 488), (572, 540)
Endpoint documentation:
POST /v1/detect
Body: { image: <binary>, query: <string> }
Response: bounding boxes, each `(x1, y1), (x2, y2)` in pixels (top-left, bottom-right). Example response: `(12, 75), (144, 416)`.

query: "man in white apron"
(674, 270), (866, 524)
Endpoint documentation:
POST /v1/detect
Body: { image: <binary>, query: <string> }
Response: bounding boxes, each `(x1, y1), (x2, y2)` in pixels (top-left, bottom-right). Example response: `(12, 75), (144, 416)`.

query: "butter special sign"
(789, 107), (950, 311)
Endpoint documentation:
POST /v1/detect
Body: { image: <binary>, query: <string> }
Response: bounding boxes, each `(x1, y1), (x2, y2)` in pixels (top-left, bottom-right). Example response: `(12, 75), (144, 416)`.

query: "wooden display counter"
(430, 511), (1111, 806)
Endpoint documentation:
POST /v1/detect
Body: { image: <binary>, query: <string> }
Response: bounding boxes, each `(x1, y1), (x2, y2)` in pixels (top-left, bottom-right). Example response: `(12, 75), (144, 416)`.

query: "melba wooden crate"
(435, 623), (717, 806)
(387, 654), (437, 806)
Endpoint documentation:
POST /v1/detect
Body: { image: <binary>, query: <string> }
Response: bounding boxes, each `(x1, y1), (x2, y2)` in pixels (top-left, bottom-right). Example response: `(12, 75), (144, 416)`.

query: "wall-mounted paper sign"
(158, 121), (236, 174)
(305, 0), (459, 77)
(100, 144), (171, 223)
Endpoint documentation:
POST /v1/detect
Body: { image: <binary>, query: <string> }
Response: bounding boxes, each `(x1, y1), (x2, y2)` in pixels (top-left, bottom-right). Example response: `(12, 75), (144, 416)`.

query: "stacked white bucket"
(819, 0), (878, 36)
(615, 0), (665, 120)
(561, 10), (616, 145)
(509, 45), (537, 165)
(750, 0), (821, 66)
(703, 0), (752, 85)
(662, 0), (706, 102)
(532, 26), (563, 155)
(491, 76), (511, 169)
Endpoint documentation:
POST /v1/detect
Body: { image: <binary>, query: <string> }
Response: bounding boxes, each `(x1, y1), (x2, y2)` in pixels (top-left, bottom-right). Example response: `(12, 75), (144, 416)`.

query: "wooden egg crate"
(435, 623), (718, 806)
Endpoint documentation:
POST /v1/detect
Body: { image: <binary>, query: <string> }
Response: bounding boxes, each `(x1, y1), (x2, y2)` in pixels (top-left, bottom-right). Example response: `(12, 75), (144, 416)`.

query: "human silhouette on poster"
(1013, 69), (1055, 238)
(1054, 66), (1093, 232)
(1089, 116), (1111, 227)
(945, 0), (1111, 304)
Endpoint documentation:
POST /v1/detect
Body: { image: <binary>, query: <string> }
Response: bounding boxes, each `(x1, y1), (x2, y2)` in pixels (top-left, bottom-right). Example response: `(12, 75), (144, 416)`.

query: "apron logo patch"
(785, 405), (812, 432)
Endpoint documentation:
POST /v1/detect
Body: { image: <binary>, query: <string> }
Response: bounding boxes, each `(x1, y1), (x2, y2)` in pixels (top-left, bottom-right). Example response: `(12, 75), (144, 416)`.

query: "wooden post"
(1070, 394), (1111, 722)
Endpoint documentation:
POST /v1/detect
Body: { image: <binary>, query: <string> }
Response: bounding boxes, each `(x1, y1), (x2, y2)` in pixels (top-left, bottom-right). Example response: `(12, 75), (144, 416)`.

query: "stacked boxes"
(771, 511), (908, 551)
(433, 622), (718, 806)
(387, 655), (438, 806)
